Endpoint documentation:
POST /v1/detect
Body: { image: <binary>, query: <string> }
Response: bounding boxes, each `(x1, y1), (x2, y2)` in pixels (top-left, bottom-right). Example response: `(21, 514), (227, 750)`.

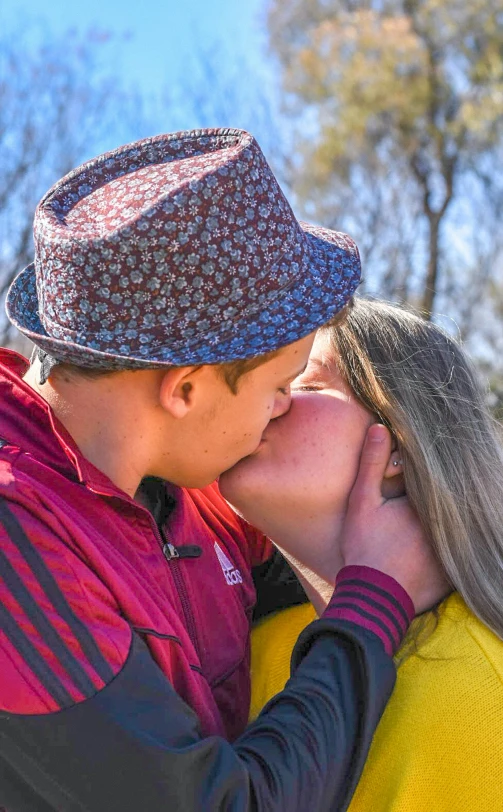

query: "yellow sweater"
(250, 594), (503, 811)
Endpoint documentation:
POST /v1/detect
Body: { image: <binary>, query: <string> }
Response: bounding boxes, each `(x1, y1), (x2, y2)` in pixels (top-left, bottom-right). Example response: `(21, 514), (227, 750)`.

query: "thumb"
(350, 424), (392, 507)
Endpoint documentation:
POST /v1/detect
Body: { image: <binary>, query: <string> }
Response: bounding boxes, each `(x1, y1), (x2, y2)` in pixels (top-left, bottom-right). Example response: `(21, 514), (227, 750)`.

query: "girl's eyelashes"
(291, 384), (322, 392)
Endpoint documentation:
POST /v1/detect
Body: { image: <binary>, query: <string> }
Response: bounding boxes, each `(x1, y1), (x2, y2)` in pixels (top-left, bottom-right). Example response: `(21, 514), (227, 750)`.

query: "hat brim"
(6, 223), (360, 369)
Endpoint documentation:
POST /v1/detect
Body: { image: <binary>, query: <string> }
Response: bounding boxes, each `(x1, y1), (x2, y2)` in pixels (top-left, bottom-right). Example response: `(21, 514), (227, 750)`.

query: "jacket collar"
(0, 349), (132, 499)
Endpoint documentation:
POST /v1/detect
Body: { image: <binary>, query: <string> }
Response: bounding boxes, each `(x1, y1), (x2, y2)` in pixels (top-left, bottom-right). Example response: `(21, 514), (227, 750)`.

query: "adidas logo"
(214, 542), (243, 586)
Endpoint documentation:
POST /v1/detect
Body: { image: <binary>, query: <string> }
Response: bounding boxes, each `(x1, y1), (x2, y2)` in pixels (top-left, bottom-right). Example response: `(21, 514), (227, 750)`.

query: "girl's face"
(219, 331), (375, 540)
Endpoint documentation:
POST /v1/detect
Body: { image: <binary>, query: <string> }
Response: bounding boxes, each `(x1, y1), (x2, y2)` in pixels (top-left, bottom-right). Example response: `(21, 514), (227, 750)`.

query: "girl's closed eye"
(292, 384), (321, 392)
(291, 377), (324, 392)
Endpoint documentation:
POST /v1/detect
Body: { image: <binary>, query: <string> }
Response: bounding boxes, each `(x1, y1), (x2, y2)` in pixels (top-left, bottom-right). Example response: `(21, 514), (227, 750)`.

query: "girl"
(220, 298), (503, 812)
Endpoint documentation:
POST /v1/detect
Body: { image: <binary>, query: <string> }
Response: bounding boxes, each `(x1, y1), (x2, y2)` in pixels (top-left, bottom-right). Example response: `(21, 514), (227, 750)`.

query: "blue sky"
(1, 0), (266, 95)
(1, 0), (279, 164)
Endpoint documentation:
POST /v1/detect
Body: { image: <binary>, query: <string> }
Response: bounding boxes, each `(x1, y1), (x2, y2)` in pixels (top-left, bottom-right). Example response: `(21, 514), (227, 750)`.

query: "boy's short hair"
(50, 351), (279, 395)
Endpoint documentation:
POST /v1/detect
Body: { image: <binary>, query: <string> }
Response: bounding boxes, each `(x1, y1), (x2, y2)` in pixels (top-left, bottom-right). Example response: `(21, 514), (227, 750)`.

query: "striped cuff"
(322, 566), (415, 655)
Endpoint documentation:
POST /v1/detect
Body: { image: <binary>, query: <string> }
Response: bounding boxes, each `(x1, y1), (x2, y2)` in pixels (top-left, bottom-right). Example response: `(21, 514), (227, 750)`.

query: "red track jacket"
(0, 349), (413, 811)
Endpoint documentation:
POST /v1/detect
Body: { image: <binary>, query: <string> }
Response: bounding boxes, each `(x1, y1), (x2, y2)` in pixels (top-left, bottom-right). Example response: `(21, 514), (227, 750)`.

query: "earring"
(393, 459), (403, 467)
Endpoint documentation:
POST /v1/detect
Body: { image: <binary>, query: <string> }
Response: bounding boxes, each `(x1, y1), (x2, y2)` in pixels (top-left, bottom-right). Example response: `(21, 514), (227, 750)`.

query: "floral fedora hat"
(6, 128), (361, 369)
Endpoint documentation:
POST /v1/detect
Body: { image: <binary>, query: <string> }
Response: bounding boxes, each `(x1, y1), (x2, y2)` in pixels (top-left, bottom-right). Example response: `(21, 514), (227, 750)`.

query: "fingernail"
(369, 424), (387, 443)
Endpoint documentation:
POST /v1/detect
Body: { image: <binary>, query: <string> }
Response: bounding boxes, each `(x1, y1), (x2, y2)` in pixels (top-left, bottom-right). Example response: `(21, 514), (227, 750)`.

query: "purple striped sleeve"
(322, 566), (415, 655)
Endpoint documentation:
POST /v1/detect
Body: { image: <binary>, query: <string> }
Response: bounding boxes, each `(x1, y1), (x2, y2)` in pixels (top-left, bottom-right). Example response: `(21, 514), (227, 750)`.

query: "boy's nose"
(271, 387), (292, 420)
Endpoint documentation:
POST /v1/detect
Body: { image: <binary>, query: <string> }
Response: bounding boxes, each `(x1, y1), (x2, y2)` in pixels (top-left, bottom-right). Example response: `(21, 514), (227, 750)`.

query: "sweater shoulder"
(401, 592), (503, 683)
(347, 595), (503, 811)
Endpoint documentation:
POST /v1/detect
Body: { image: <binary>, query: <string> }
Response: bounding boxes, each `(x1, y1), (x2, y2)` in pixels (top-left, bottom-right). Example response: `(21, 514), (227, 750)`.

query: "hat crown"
(32, 129), (306, 356)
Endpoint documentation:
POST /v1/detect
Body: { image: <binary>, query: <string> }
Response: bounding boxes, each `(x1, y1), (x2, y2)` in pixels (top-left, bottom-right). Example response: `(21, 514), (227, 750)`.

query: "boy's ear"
(158, 367), (200, 419)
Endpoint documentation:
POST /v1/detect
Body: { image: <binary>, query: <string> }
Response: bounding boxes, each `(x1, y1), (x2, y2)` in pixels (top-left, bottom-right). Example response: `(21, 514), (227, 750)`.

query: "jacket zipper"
(86, 482), (202, 659)
(159, 525), (201, 656)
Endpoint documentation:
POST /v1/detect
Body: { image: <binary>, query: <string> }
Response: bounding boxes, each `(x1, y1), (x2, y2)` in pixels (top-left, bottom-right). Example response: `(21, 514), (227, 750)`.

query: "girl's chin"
(219, 452), (276, 509)
(218, 469), (246, 502)
(221, 452), (263, 484)
(219, 470), (264, 513)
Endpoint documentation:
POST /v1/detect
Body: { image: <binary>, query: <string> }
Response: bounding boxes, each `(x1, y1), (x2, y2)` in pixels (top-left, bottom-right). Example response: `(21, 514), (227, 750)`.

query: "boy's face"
(159, 331), (316, 488)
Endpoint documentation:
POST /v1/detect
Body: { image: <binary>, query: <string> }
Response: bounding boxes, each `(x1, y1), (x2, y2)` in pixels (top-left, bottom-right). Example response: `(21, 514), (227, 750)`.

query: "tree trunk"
(421, 212), (441, 319)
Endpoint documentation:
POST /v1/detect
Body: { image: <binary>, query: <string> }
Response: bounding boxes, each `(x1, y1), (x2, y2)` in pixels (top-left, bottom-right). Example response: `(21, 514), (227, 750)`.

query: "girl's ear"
(381, 449), (405, 499)
(383, 449), (404, 479)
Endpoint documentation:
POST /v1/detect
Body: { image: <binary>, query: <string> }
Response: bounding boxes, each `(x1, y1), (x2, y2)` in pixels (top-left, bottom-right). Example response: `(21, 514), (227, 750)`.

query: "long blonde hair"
(328, 298), (503, 641)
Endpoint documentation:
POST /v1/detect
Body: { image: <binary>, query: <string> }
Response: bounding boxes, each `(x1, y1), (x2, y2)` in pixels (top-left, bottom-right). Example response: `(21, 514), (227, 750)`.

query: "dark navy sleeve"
(0, 622), (394, 812)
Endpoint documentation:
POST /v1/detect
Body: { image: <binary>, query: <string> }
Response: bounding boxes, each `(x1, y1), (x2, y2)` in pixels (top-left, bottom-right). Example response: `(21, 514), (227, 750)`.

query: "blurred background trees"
(267, 0), (503, 411)
(267, 0), (503, 312)
(1, 1), (502, 410)
(0, 26), (141, 345)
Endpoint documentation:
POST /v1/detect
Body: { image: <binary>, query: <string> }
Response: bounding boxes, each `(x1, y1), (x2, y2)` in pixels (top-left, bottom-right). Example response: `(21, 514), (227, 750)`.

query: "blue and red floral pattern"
(7, 129), (361, 368)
